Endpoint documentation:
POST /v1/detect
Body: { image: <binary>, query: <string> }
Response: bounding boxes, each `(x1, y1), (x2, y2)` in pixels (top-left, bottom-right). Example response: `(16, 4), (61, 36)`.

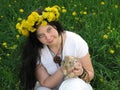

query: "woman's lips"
(48, 39), (54, 43)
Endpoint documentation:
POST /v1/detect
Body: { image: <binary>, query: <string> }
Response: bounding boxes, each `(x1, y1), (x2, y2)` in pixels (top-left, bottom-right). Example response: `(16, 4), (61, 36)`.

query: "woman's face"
(36, 25), (60, 46)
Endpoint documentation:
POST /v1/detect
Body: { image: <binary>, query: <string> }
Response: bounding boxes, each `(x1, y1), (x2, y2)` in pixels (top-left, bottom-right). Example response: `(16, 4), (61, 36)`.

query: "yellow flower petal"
(109, 49), (115, 54)
(101, 1), (105, 5)
(72, 11), (77, 16)
(22, 29), (29, 36)
(41, 21), (47, 26)
(19, 9), (24, 13)
(62, 8), (67, 13)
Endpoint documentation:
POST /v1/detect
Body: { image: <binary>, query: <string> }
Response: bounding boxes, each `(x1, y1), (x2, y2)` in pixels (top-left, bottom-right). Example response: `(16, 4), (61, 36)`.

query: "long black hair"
(19, 9), (64, 90)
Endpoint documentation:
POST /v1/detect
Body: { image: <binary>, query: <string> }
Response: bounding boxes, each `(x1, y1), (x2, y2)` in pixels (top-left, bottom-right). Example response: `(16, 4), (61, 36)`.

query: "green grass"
(0, 0), (120, 90)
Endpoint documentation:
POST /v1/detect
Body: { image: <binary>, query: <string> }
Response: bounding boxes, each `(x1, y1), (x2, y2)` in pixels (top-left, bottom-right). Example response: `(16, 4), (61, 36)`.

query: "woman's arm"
(72, 53), (94, 82)
(35, 64), (64, 89)
(80, 53), (94, 82)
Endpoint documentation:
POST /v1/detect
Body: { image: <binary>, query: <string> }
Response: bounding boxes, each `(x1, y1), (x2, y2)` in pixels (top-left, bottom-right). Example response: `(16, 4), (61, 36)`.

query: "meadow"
(0, 0), (120, 90)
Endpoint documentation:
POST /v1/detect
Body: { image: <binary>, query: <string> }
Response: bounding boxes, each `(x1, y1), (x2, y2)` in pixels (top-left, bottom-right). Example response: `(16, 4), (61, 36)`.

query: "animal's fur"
(61, 56), (79, 79)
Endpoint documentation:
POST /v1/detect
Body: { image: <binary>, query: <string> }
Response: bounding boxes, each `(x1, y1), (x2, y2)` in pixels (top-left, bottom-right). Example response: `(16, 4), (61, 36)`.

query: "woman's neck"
(48, 33), (63, 55)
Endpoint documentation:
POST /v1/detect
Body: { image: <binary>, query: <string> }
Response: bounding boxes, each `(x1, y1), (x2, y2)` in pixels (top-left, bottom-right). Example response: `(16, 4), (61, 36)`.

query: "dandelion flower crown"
(16, 5), (61, 36)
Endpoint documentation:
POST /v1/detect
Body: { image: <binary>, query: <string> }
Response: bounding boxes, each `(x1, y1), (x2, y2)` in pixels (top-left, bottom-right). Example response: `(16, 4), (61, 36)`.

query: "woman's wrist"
(78, 67), (86, 78)
(78, 67), (90, 83)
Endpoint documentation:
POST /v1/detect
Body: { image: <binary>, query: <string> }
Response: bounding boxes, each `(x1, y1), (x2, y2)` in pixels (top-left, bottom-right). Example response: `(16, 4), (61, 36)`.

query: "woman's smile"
(47, 39), (54, 44)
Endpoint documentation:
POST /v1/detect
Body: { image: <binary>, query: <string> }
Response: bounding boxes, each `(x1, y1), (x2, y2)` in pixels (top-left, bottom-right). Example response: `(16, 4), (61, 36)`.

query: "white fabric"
(59, 78), (93, 90)
(35, 87), (51, 90)
(40, 45), (58, 75)
(36, 31), (90, 90)
(35, 78), (93, 90)
(35, 85), (51, 90)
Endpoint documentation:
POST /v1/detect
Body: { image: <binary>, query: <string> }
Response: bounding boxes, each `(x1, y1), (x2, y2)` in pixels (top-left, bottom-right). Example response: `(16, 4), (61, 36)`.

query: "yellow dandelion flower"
(29, 27), (36, 32)
(44, 7), (51, 12)
(72, 11), (77, 16)
(18, 17), (22, 21)
(9, 45), (18, 49)
(107, 26), (111, 29)
(16, 34), (20, 39)
(74, 4), (77, 7)
(19, 9), (24, 13)
(2, 42), (7, 48)
(115, 5), (118, 9)
(103, 34), (108, 39)
(80, 11), (83, 14)
(62, 8), (67, 13)
(70, 26), (74, 29)
(16, 23), (21, 29)
(37, 15), (43, 25)
(27, 12), (39, 24)
(109, 30), (113, 32)
(2, 42), (7, 46)
(112, 28), (115, 30)
(41, 21), (47, 26)
(21, 20), (31, 29)
(116, 45), (119, 48)
(52, 6), (58, 13)
(52, 5), (60, 11)
(21, 29), (29, 36)
(1, 16), (4, 18)
(42, 12), (49, 19)
(4, 45), (7, 48)
(6, 53), (10, 57)
(8, 4), (11, 7)
(16, 5), (61, 36)
(101, 1), (105, 5)
(109, 49), (115, 54)
(16, 23), (22, 34)
(55, 11), (60, 19)
(75, 17), (79, 21)
(83, 11), (87, 15)
(93, 12), (96, 15)
(47, 12), (55, 22)
(100, 78), (104, 82)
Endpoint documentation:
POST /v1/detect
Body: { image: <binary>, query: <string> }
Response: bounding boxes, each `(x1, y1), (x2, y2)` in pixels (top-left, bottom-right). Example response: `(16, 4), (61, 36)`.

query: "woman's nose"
(45, 34), (51, 40)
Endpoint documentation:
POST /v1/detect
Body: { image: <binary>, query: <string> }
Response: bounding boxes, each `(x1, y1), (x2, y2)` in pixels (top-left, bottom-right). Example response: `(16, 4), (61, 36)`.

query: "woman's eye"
(37, 34), (45, 38)
(47, 27), (52, 32)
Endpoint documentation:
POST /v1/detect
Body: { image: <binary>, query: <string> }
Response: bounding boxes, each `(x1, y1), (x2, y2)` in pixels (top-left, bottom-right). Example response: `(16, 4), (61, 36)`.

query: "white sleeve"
(75, 34), (89, 58)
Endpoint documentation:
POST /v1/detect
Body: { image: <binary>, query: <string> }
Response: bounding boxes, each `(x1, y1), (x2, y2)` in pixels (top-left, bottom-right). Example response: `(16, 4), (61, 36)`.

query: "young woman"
(17, 5), (94, 90)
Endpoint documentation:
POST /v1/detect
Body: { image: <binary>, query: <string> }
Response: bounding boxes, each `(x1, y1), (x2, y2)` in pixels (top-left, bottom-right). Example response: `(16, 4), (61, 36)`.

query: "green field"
(0, 0), (120, 90)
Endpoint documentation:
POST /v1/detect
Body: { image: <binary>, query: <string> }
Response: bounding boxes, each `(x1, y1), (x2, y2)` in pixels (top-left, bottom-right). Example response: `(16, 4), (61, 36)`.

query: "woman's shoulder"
(65, 30), (88, 45)
(65, 31), (82, 39)
(65, 30), (77, 35)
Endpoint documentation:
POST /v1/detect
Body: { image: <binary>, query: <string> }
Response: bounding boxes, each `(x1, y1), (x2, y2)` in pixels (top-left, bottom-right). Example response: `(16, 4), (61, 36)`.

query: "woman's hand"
(72, 61), (83, 77)
(61, 60), (83, 78)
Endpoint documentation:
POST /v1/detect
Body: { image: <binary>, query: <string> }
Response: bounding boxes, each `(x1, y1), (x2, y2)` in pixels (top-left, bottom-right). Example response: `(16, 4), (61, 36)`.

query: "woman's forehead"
(37, 25), (49, 31)
(37, 25), (53, 33)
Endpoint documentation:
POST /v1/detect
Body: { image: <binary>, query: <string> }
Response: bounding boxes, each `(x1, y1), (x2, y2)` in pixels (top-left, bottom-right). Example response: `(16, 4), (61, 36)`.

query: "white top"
(38, 31), (89, 75)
